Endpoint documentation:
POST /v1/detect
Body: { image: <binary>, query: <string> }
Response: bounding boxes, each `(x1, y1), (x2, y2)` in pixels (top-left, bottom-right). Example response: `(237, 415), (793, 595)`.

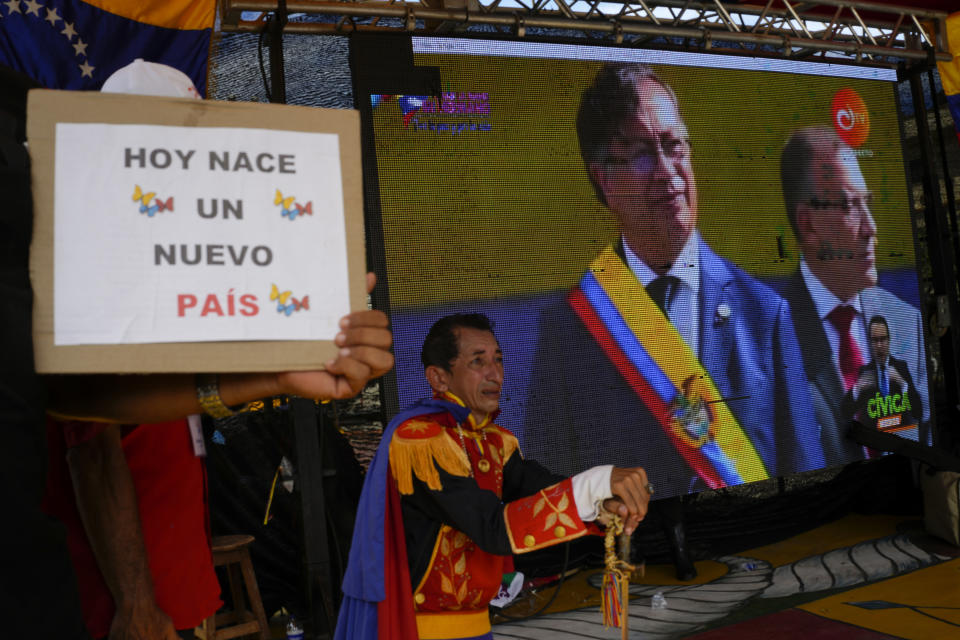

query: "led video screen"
(354, 36), (933, 499)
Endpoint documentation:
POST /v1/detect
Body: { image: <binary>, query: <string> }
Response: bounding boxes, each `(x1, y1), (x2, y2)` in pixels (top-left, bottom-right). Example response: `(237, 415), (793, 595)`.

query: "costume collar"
(432, 391), (499, 430)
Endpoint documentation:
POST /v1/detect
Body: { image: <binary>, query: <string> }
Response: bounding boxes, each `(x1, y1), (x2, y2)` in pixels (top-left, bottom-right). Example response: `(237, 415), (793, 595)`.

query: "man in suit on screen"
(779, 126), (929, 463)
(841, 314), (922, 434)
(523, 63), (825, 500)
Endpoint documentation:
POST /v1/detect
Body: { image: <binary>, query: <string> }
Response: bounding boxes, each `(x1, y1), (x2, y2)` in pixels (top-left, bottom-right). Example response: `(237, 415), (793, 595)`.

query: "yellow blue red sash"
(568, 246), (769, 489)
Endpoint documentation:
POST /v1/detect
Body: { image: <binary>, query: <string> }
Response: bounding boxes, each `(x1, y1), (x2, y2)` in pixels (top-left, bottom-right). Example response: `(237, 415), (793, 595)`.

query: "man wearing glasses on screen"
(780, 126), (929, 463)
(524, 63), (825, 505)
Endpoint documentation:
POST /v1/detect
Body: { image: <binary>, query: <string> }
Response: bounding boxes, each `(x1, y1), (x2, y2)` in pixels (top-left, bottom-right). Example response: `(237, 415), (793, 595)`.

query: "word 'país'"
(177, 290), (259, 317)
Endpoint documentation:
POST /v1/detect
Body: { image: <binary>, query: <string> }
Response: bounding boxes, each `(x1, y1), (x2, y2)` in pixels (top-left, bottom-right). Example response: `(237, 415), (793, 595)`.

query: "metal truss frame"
(219, 0), (952, 67)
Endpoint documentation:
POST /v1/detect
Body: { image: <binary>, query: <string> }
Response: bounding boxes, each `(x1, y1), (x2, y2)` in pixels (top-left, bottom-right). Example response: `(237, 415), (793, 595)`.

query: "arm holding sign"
(47, 274), (393, 423)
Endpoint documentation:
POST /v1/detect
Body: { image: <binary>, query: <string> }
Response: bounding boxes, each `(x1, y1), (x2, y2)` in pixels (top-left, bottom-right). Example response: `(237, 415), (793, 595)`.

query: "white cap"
(100, 58), (201, 99)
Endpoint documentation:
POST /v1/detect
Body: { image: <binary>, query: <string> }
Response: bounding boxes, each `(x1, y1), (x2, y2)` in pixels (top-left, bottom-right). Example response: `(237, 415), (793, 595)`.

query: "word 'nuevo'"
(155, 244), (273, 266)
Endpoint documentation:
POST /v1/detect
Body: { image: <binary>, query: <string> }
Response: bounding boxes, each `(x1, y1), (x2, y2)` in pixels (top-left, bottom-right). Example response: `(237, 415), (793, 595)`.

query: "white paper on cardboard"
(53, 123), (349, 345)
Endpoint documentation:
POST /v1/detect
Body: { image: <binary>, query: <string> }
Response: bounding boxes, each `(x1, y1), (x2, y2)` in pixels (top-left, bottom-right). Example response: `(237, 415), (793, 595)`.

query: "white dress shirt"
(571, 465), (613, 521)
(799, 259), (869, 377)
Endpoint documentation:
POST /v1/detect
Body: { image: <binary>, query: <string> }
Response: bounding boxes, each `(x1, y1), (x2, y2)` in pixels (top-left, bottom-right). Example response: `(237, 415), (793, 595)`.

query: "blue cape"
(334, 397), (471, 640)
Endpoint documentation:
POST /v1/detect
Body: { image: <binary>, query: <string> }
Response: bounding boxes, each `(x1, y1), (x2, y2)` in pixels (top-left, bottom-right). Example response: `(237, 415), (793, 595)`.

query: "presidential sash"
(568, 246), (769, 489)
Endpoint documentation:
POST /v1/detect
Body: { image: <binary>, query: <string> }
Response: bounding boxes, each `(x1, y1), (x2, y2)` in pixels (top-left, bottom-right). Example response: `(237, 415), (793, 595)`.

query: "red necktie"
(827, 305), (865, 392)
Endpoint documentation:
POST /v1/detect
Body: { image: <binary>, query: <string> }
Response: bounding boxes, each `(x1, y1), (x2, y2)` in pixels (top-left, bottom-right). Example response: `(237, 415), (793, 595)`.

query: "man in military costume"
(336, 313), (652, 640)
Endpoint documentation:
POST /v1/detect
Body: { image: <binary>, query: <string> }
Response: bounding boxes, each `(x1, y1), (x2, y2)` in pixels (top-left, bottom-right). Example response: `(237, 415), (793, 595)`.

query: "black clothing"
(0, 64), (89, 639)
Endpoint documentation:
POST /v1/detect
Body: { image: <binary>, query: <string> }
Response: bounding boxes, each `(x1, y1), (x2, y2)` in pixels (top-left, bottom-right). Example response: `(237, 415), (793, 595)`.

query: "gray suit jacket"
(782, 272), (930, 466)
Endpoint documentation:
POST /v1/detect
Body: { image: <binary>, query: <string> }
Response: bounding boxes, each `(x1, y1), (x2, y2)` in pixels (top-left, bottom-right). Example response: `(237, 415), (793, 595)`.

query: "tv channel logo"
(831, 87), (870, 148)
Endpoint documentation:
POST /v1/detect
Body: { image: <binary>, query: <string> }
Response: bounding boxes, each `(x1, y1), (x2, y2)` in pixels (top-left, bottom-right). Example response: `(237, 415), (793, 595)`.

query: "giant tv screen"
(354, 36), (932, 499)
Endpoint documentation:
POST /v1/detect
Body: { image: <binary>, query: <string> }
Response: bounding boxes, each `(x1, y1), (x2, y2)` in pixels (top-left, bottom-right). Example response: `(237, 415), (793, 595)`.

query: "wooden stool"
(195, 534), (271, 640)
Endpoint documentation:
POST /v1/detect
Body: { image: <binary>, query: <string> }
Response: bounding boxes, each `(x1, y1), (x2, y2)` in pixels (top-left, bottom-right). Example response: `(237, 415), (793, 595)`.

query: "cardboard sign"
(28, 90), (367, 373)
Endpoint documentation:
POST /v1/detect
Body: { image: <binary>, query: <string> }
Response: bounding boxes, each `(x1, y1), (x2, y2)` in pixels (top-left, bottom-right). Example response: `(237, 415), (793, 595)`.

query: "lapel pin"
(716, 303), (732, 323)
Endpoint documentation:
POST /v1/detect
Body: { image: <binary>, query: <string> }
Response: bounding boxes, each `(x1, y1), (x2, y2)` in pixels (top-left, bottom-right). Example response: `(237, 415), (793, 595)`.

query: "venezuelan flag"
(938, 12), (960, 144)
(0, 0), (214, 95)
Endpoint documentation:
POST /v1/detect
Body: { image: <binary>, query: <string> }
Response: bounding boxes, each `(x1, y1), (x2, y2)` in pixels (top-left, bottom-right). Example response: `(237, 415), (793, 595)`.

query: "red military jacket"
(389, 392), (593, 639)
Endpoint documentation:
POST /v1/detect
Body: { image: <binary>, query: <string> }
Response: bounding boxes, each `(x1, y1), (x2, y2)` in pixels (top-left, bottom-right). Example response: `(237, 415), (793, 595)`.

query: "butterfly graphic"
(132, 185), (173, 217)
(270, 283), (292, 305)
(270, 284), (309, 316)
(293, 201), (313, 218)
(274, 189), (296, 219)
(291, 296), (309, 311)
(274, 189), (313, 221)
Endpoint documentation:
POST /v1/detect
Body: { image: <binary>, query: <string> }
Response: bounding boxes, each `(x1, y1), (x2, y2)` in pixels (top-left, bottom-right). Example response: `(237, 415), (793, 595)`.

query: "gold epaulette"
(389, 419), (470, 495)
(489, 425), (521, 462)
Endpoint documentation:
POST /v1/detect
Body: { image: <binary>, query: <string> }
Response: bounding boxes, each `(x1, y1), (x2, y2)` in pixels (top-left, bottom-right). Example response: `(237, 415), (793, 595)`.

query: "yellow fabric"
(415, 610), (491, 639)
(86, 0), (215, 30)
(939, 12), (960, 96)
(497, 427), (520, 462)
(437, 390), (493, 432)
(389, 420), (470, 495)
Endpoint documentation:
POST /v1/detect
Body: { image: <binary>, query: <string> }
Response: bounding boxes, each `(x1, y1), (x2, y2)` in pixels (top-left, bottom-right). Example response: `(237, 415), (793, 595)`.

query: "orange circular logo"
(831, 88), (870, 148)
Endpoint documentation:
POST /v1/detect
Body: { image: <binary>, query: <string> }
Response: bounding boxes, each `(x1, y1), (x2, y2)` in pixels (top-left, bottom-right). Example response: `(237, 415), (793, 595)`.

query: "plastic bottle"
(286, 615), (304, 640)
(280, 456), (296, 493)
(651, 591), (668, 610)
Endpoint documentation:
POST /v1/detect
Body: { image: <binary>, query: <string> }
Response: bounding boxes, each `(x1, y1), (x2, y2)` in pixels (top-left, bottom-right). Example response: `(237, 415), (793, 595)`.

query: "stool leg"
(240, 551), (271, 640)
(198, 612), (216, 640)
(228, 562), (246, 625)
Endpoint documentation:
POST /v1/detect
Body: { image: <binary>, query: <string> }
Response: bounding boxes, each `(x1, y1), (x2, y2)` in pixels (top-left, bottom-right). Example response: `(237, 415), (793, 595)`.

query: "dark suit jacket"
(781, 272), (930, 465)
(522, 238), (825, 498)
(841, 356), (922, 429)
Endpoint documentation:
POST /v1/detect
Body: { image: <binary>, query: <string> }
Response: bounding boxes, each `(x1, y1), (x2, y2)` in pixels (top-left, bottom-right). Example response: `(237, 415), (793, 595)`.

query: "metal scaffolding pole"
(218, 0), (952, 66)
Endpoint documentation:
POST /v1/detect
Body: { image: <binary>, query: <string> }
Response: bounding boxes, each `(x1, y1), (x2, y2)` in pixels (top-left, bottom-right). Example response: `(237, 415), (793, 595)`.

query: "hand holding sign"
(47, 274), (393, 422)
(275, 273), (393, 400)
